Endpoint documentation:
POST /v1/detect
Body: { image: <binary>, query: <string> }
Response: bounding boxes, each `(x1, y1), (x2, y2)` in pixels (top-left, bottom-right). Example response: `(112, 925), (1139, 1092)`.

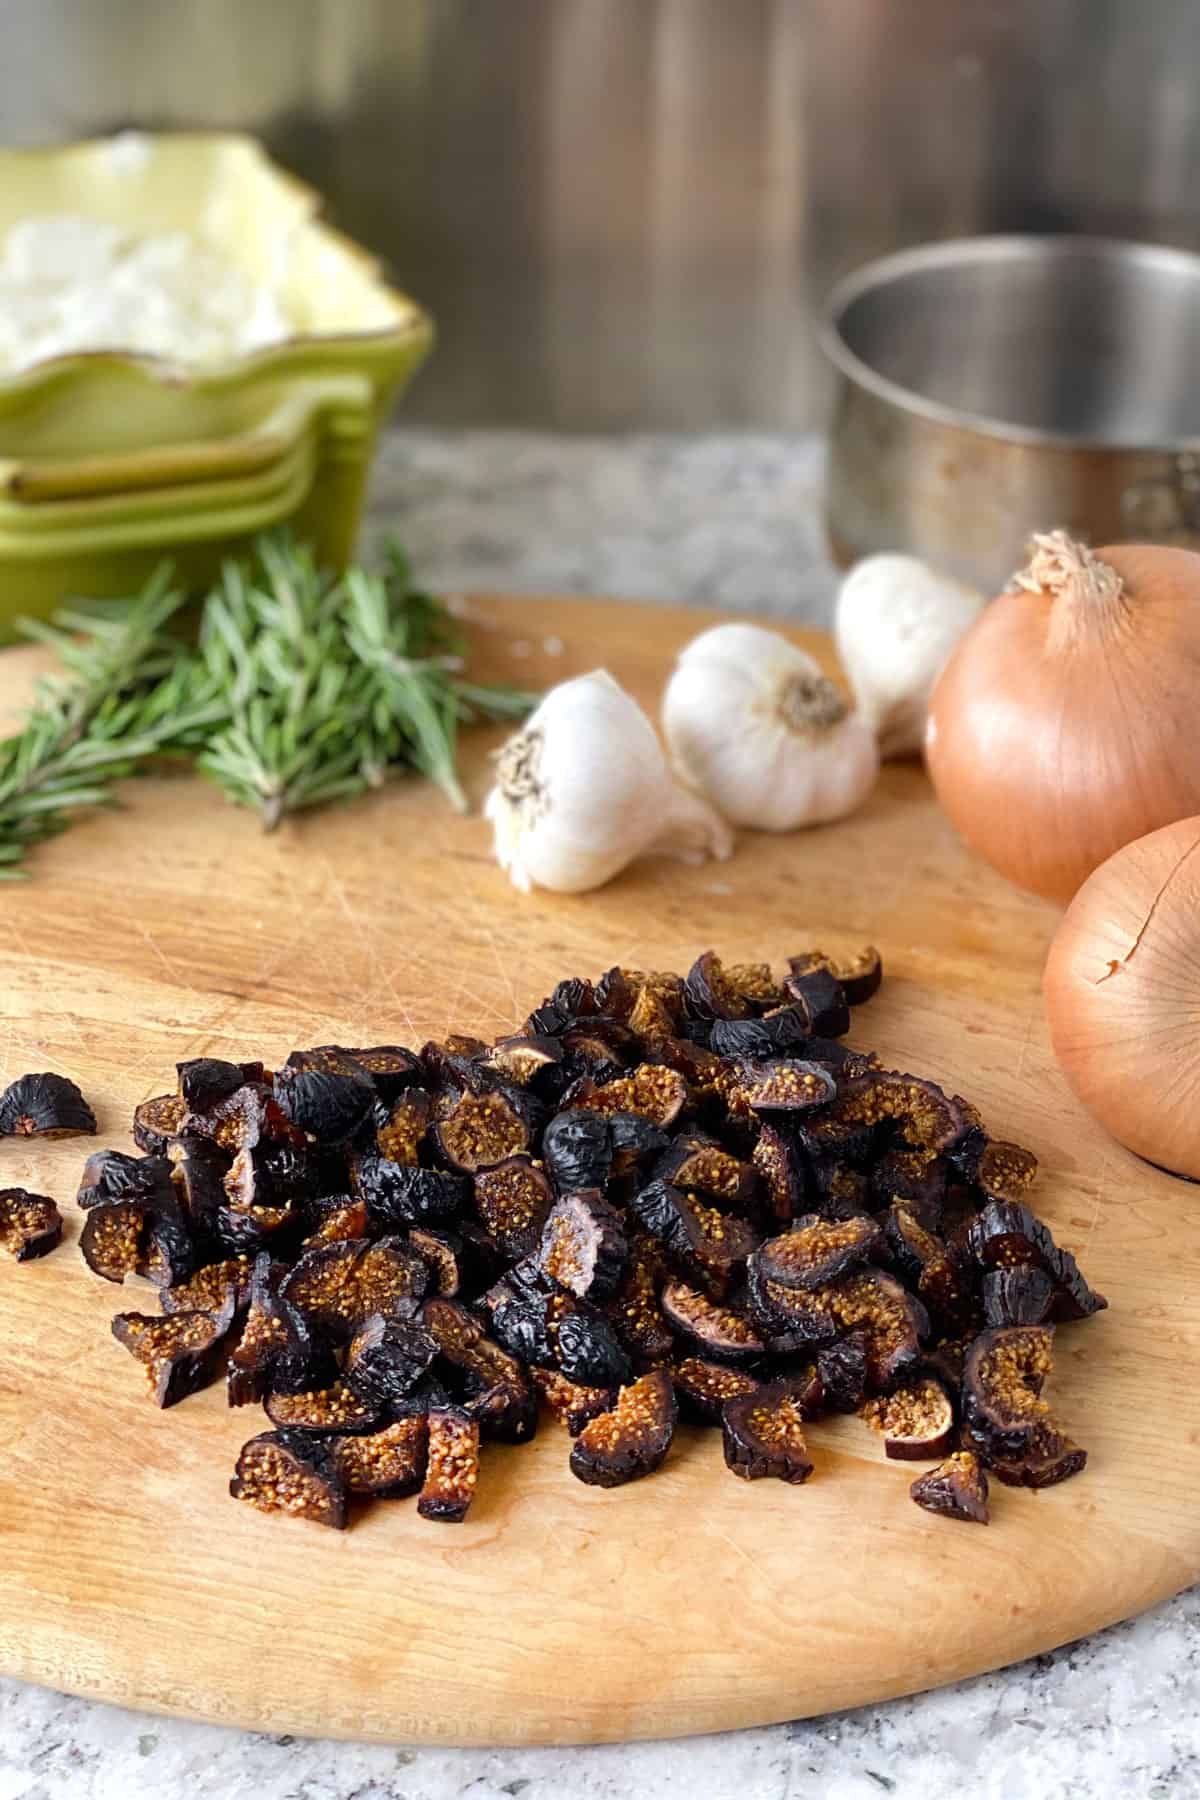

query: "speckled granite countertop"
(3, 430), (1196, 1800)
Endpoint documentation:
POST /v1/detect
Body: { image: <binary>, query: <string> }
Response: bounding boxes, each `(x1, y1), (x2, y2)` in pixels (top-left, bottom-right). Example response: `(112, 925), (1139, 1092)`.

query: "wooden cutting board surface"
(0, 593), (1195, 1747)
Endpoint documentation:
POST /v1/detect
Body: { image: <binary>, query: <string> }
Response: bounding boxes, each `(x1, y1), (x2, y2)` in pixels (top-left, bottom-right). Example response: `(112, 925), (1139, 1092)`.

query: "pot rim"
(820, 233), (1200, 454)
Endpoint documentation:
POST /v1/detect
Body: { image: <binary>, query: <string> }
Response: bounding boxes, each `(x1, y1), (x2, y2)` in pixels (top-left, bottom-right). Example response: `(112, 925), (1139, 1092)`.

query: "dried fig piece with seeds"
(655, 1136), (756, 1208)
(80, 1188), (194, 1288)
(607, 1112), (670, 1177)
(816, 1331), (869, 1412)
(435, 1088), (531, 1173)
(531, 1368), (618, 1434)
(961, 1324), (1054, 1464)
(265, 1378), (381, 1435)
(725, 961), (785, 1012)
(0, 1188), (62, 1260)
(176, 1058), (246, 1114)
(0, 1072), (95, 1139)
(570, 1369), (677, 1488)
(133, 1094), (187, 1155)
(733, 1060), (837, 1118)
(486, 1032), (564, 1087)
(781, 967), (850, 1038)
(275, 1063), (376, 1144)
(722, 1379), (814, 1483)
(910, 1450), (989, 1523)
(418, 1406), (480, 1521)
(345, 1045), (423, 1100)
(606, 1233), (675, 1362)
(629, 1180), (760, 1289)
(806, 1159), (872, 1222)
(981, 1266), (1055, 1328)
(658, 1282), (764, 1362)
(755, 1216), (882, 1291)
(346, 1312), (438, 1407)
(536, 1191), (627, 1300)
(974, 1140), (1038, 1203)
(111, 1291), (236, 1407)
(824, 1270), (929, 1392)
(422, 1296), (537, 1442)
(301, 1200), (370, 1249)
(408, 1226), (463, 1295)
(160, 1255), (254, 1316)
(230, 1431), (346, 1528)
(352, 1155), (469, 1227)
(966, 1201), (1106, 1322)
(374, 1090), (432, 1165)
(709, 1008), (810, 1060)
(882, 1205), (944, 1287)
(281, 1236), (428, 1340)
(77, 1149), (172, 1211)
(684, 951), (755, 1022)
(541, 1111), (612, 1196)
(568, 1065), (688, 1130)
(861, 1375), (956, 1460)
(227, 1254), (327, 1406)
(788, 946), (882, 1006)
(333, 1416), (428, 1497)
(870, 1149), (948, 1229)
(987, 1421), (1087, 1489)
(167, 1135), (230, 1239)
(752, 1124), (805, 1225)
(473, 1156), (555, 1256)
(670, 1357), (759, 1425)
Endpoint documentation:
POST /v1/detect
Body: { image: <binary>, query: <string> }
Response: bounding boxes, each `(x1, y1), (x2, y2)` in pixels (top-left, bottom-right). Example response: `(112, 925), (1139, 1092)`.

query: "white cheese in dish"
(0, 214), (295, 372)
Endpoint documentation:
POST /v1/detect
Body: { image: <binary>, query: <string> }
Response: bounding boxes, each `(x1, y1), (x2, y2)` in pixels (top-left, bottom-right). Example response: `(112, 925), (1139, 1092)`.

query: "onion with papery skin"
(1044, 816), (1200, 1179)
(926, 531), (1200, 903)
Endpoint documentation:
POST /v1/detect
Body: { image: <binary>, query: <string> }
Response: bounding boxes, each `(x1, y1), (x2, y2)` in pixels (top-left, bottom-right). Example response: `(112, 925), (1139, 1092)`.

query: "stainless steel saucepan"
(822, 235), (1200, 594)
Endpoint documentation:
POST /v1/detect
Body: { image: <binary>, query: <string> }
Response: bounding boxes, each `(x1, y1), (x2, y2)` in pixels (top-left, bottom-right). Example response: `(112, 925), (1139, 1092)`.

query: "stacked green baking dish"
(0, 133), (433, 637)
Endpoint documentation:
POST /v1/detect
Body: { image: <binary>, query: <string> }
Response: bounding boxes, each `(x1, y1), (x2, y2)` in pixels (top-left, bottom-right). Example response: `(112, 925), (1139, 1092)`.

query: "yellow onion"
(1044, 815), (1200, 1177)
(926, 530), (1200, 902)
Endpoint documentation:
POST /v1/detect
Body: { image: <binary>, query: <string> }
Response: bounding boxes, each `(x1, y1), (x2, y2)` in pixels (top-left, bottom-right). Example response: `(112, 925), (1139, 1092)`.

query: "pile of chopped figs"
(69, 949), (1106, 1528)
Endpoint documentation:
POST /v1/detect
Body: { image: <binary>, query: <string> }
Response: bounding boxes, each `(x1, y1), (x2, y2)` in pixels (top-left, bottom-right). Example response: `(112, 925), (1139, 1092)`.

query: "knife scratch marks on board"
(317, 857), (418, 1036)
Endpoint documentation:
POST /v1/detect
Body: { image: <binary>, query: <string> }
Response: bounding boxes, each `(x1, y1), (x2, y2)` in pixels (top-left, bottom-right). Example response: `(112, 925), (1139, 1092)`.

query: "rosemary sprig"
(0, 531), (538, 870)
(0, 572), (224, 877)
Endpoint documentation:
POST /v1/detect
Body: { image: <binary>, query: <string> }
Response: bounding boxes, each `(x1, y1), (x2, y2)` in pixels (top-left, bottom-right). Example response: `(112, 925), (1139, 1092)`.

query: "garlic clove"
(486, 668), (730, 895)
(834, 554), (985, 759)
(662, 623), (878, 832)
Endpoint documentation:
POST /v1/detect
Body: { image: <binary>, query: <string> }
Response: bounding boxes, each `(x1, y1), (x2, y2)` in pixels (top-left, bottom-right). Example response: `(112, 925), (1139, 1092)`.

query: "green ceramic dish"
(0, 133), (433, 636)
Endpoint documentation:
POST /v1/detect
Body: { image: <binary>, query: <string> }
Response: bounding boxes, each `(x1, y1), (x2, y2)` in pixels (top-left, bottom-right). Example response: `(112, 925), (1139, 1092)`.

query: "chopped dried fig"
(352, 1155), (469, 1227)
(862, 1375), (956, 1460)
(133, 1093), (187, 1155)
(333, 1416), (429, 1497)
(185, 1081), (301, 1154)
(987, 1421), (1088, 1489)
(176, 1058), (246, 1113)
(824, 1270), (929, 1392)
(752, 1124), (805, 1225)
(732, 1060), (838, 1117)
(473, 1156), (555, 1256)
(281, 1237), (428, 1340)
(569, 1065), (688, 1130)
(422, 1296), (537, 1442)
(302, 1200), (370, 1248)
(551, 1298), (633, 1390)
(80, 1188), (194, 1288)
(265, 1378), (381, 1434)
(111, 1292), (236, 1407)
(230, 1430), (346, 1528)
(0, 1188), (62, 1260)
(536, 1190), (627, 1300)
(486, 1033), (563, 1087)
(607, 1111), (670, 1176)
(788, 945), (882, 1006)
(806, 1158), (872, 1222)
(683, 950), (756, 1022)
(77, 1148), (173, 1210)
(159, 1255), (254, 1315)
(709, 1008), (810, 1060)
(629, 1179), (759, 1290)
(227, 1254), (327, 1406)
(781, 967), (851, 1038)
(346, 1312), (438, 1406)
(345, 1044), (423, 1100)
(408, 1226), (462, 1295)
(167, 1134), (230, 1238)
(871, 1149), (948, 1228)
(974, 1140), (1038, 1203)
(541, 1110), (613, 1196)
(670, 1356), (759, 1424)
(981, 1266), (1055, 1328)
(275, 1063), (376, 1144)
(0, 1071), (96, 1139)
(418, 1406), (480, 1521)
(607, 1233), (675, 1362)
(910, 1450), (989, 1523)
(725, 961), (785, 1011)
(531, 1367), (618, 1434)
(655, 1136), (756, 1207)
(966, 1201), (1106, 1322)
(816, 1331), (869, 1412)
(659, 1282), (764, 1361)
(374, 1090), (432, 1165)
(569, 1369), (677, 1488)
(722, 1378), (814, 1483)
(435, 1088), (530, 1173)
(754, 1215), (882, 1291)
(961, 1324), (1055, 1464)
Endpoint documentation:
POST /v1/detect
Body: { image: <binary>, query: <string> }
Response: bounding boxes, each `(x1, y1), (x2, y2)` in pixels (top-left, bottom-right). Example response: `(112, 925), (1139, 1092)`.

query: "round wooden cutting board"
(0, 595), (1194, 1746)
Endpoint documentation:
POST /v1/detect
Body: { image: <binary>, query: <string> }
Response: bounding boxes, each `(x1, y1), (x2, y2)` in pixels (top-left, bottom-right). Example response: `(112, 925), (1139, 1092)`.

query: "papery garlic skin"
(486, 669), (732, 894)
(835, 554), (985, 758)
(662, 623), (878, 832)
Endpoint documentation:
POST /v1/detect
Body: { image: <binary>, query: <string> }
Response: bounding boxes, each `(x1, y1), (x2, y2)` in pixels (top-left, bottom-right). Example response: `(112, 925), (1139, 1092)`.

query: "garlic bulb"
(834, 554), (986, 758)
(661, 623), (878, 832)
(486, 669), (732, 894)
